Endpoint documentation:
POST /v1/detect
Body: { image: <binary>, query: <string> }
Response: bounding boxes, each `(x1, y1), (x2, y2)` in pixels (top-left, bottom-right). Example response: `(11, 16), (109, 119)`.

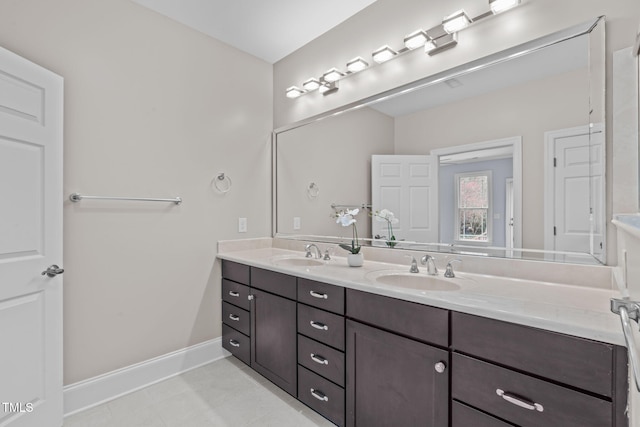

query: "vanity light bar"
(286, 0), (523, 99)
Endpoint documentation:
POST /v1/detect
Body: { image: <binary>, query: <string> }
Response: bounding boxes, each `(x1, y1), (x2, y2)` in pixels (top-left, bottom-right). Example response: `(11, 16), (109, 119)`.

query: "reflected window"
(456, 171), (492, 243)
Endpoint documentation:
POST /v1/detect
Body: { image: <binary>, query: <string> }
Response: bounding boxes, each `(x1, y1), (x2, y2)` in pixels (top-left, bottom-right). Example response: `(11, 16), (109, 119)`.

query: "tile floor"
(63, 357), (335, 427)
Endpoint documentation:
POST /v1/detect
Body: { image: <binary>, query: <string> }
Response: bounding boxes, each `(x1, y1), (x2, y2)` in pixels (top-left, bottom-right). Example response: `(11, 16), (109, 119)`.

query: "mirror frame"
(272, 16), (605, 263)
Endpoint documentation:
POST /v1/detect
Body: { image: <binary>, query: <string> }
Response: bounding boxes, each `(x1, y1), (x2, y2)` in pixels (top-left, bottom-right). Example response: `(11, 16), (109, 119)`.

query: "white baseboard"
(63, 337), (228, 417)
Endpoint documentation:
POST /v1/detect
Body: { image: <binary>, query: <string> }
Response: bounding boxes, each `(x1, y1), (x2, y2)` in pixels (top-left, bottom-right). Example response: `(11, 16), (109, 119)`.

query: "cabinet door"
(250, 288), (297, 396)
(346, 320), (449, 427)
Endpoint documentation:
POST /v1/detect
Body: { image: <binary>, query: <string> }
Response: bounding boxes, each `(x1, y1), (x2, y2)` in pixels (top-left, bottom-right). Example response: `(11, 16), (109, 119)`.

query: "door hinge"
(553, 226), (557, 236)
(553, 157), (557, 167)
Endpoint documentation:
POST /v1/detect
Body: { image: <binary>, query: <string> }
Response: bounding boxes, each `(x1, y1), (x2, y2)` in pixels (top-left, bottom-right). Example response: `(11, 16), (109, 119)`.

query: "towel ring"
(214, 173), (232, 193)
(307, 182), (320, 199)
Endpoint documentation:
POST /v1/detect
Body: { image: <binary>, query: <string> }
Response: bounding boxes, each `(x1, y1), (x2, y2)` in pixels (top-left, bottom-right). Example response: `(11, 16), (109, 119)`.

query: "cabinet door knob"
(247, 295), (254, 300)
(434, 361), (446, 373)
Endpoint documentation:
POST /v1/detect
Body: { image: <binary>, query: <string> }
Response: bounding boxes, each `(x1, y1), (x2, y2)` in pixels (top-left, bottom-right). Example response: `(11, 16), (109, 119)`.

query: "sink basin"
(270, 257), (324, 267)
(366, 270), (463, 291)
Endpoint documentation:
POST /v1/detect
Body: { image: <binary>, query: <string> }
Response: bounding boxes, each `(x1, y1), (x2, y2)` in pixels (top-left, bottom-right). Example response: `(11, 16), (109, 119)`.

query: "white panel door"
(551, 129), (604, 255)
(371, 155), (437, 244)
(0, 46), (63, 426)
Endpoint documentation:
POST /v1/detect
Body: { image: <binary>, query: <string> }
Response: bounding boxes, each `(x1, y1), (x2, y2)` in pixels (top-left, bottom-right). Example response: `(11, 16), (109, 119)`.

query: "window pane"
(459, 175), (488, 208)
(458, 208), (488, 241)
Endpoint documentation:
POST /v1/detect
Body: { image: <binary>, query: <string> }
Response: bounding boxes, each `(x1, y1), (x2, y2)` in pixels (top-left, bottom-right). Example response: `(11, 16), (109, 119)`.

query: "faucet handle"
(405, 255), (419, 273)
(444, 259), (462, 278)
(323, 249), (331, 261)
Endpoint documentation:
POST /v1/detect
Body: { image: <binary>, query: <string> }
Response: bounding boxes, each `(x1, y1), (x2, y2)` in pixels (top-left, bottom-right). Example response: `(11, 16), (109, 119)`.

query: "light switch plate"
(293, 217), (301, 230)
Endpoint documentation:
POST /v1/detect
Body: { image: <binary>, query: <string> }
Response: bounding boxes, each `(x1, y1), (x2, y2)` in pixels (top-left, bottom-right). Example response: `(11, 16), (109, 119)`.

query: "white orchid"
(374, 209), (399, 224)
(333, 208), (361, 254)
(372, 208), (399, 247)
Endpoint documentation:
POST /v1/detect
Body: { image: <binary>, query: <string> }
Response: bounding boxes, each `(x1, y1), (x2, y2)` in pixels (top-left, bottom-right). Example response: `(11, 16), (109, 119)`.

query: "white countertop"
(217, 247), (625, 346)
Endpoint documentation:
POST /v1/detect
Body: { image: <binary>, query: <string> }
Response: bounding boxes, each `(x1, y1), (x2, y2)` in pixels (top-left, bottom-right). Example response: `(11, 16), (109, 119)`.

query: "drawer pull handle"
(496, 389), (544, 412)
(310, 388), (329, 402)
(229, 339), (240, 348)
(310, 353), (329, 365)
(229, 314), (240, 321)
(310, 321), (328, 331)
(310, 290), (328, 299)
(228, 291), (240, 297)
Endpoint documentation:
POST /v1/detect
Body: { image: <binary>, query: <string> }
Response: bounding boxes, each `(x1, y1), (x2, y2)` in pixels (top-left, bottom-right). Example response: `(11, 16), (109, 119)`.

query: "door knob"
(42, 265), (64, 278)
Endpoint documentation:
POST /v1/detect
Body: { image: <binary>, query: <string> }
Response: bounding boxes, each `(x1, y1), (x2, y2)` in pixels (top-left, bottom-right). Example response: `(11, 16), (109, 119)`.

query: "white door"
(0, 47), (63, 426)
(544, 126), (605, 258)
(371, 155), (438, 244)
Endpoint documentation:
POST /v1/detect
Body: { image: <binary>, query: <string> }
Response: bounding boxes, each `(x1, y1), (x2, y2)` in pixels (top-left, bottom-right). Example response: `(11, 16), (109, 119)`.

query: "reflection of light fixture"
(346, 57), (369, 73)
(286, 86), (305, 98)
(489, 0), (520, 14)
(323, 68), (344, 82)
(372, 45), (397, 63)
(404, 30), (429, 50)
(442, 10), (471, 33)
(302, 78), (321, 91)
(285, 0), (522, 99)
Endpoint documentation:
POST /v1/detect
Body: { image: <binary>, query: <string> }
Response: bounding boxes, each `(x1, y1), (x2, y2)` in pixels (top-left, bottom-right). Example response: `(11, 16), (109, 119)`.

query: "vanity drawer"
(298, 334), (345, 387)
(221, 260), (250, 285)
(250, 267), (296, 300)
(452, 312), (614, 396)
(452, 353), (612, 427)
(222, 279), (251, 311)
(298, 304), (345, 351)
(452, 401), (513, 427)
(222, 324), (250, 366)
(222, 301), (250, 336)
(298, 365), (345, 427)
(346, 289), (448, 347)
(298, 278), (345, 315)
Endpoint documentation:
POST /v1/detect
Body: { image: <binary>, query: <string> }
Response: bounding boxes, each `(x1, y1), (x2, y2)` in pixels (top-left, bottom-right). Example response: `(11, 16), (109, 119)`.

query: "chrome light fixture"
(322, 68), (344, 82)
(404, 30), (429, 50)
(489, 0), (520, 14)
(302, 78), (321, 91)
(372, 45), (397, 64)
(285, 0), (523, 99)
(285, 86), (305, 98)
(442, 10), (471, 34)
(346, 56), (369, 73)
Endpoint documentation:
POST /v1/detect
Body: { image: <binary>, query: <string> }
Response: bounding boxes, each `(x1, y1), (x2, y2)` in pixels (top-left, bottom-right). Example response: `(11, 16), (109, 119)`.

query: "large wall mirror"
(274, 17), (606, 265)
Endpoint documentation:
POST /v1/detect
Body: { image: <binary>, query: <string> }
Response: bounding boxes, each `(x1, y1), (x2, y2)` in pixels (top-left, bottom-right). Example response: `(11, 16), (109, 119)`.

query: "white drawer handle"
(310, 353), (329, 365)
(310, 290), (328, 299)
(229, 314), (240, 321)
(496, 389), (543, 412)
(228, 291), (240, 297)
(310, 388), (329, 402)
(229, 339), (240, 348)
(310, 321), (328, 331)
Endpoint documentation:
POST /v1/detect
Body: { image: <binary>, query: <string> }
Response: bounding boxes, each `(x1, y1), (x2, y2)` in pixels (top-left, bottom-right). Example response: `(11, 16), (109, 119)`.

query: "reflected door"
(0, 46), (63, 426)
(371, 155), (438, 244)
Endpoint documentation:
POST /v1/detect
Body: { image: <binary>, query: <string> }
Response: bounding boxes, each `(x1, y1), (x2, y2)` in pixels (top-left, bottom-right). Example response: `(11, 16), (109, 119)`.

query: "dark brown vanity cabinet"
(250, 267), (298, 396)
(451, 312), (628, 427)
(221, 261), (251, 365)
(345, 289), (450, 427)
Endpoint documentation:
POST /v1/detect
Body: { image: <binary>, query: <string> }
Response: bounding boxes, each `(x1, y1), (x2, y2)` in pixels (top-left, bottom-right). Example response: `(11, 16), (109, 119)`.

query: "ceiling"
(132, 0), (379, 64)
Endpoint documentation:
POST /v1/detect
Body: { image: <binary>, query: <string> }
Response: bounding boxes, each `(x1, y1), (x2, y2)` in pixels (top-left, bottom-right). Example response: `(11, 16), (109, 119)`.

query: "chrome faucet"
(407, 256), (420, 273)
(444, 259), (462, 278)
(305, 244), (322, 259)
(421, 254), (438, 275)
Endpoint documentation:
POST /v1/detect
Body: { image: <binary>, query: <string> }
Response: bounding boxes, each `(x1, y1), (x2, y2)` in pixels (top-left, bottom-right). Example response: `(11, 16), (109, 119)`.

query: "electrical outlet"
(238, 217), (247, 233)
(293, 217), (301, 230)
